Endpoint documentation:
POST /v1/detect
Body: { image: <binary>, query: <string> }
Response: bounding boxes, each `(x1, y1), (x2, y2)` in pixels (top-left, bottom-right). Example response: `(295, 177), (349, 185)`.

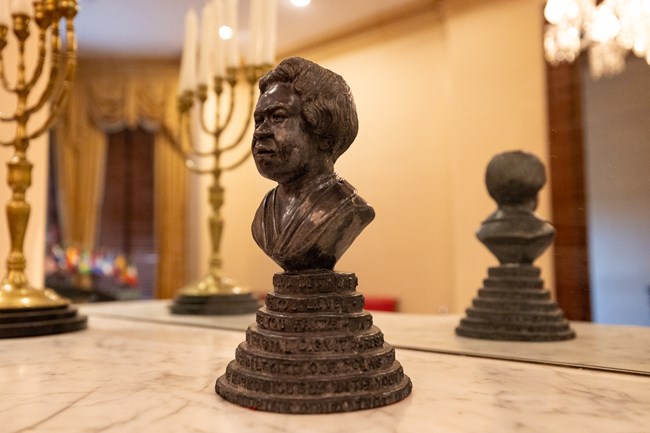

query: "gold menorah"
(172, 65), (270, 314)
(0, 0), (86, 337)
(166, 0), (277, 315)
(168, 64), (270, 315)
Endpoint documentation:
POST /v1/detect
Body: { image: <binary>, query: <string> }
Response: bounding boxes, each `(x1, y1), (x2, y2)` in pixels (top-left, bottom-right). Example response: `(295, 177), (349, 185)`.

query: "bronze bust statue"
(251, 57), (375, 272)
(216, 57), (411, 414)
(456, 150), (575, 341)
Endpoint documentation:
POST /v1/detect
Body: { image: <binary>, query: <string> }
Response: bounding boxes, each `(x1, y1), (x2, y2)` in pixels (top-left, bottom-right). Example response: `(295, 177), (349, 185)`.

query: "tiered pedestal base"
(0, 305), (87, 338)
(170, 293), (260, 315)
(456, 265), (575, 341)
(216, 271), (412, 414)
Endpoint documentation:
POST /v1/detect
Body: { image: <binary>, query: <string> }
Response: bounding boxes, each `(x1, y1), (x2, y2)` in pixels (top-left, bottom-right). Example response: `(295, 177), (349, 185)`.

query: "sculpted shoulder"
(320, 176), (375, 225)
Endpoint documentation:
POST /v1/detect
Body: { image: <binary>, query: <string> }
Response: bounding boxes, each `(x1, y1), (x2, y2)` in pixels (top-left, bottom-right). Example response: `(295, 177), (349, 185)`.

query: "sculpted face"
(252, 83), (323, 184)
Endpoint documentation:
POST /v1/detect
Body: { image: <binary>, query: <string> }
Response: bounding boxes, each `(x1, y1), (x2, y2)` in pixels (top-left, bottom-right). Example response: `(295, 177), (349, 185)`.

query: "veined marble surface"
(1, 316), (648, 433)
(373, 311), (650, 376)
(80, 300), (650, 375)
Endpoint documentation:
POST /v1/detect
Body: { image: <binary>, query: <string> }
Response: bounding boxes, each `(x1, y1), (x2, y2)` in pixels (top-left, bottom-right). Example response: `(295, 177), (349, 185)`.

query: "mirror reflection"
(0, 0), (644, 327)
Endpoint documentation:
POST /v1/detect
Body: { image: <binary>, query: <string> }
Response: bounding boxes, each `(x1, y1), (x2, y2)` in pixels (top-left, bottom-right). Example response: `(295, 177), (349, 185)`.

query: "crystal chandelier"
(543, 0), (650, 78)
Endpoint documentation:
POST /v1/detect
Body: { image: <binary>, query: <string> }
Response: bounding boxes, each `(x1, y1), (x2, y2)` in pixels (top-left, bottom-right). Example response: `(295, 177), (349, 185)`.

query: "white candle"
(212, 0), (225, 77)
(10, 0), (31, 15)
(225, 0), (239, 68)
(179, 8), (198, 95)
(198, 3), (214, 85)
(262, 0), (278, 65)
(179, 46), (188, 95)
(0, 0), (11, 26)
(248, 0), (261, 65)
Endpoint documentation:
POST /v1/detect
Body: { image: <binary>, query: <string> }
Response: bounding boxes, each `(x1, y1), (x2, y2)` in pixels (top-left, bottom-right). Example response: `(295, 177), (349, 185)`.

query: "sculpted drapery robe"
(252, 175), (375, 272)
(477, 206), (555, 265)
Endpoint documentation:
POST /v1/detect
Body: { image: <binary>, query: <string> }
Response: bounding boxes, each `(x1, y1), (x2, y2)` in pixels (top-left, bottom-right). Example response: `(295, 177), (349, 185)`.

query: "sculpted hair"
(485, 151), (546, 207)
(259, 57), (359, 161)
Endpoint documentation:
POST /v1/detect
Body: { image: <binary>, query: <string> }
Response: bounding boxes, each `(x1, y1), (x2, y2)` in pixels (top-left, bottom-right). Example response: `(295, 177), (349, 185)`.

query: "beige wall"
(444, 0), (554, 312)
(301, 10), (456, 313)
(187, 0), (554, 314)
(0, 24), (49, 289)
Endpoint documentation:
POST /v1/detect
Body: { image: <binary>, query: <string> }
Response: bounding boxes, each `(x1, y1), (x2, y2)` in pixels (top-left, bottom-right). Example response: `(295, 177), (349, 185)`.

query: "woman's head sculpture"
(251, 57), (374, 272)
(478, 150), (555, 265)
(258, 57), (358, 162)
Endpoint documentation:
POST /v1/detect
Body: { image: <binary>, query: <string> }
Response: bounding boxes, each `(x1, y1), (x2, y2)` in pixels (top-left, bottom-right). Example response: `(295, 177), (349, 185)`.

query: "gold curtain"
(54, 58), (187, 299)
(55, 76), (106, 253)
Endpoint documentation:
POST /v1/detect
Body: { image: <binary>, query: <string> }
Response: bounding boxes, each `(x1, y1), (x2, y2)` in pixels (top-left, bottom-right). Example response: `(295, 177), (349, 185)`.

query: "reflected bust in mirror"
(251, 57), (375, 272)
(478, 150), (556, 264)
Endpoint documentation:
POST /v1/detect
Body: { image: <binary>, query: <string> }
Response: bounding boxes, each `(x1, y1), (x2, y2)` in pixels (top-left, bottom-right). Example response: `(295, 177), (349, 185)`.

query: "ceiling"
(75, 0), (425, 58)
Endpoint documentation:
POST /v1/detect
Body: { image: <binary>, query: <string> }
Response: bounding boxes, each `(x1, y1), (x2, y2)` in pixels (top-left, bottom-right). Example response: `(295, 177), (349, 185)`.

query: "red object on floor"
(364, 296), (398, 312)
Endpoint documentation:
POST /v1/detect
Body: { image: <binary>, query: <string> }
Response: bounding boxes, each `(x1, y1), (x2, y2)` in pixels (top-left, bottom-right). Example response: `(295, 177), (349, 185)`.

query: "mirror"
(36, 0), (650, 328)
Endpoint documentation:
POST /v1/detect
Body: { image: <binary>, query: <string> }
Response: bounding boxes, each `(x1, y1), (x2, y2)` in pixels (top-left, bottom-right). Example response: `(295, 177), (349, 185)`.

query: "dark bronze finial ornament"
(456, 150), (575, 341)
(215, 57), (412, 413)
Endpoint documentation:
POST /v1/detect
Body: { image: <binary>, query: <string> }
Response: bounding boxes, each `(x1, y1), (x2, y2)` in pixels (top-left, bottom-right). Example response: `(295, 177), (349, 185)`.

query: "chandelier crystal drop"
(544, 0), (650, 78)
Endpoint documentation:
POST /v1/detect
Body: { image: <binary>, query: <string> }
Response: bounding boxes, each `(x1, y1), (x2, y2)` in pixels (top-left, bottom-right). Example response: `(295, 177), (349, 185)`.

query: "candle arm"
(182, 107), (197, 156)
(24, 29), (47, 93)
(197, 96), (219, 138)
(179, 99), (212, 159)
(160, 114), (203, 175)
(24, 22), (60, 117)
(212, 70), (238, 142)
(26, 18), (76, 140)
(0, 52), (19, 116)
(179, 114), (215, 175)
(0, 30), (16, 95)
(219, 78), (255, 153)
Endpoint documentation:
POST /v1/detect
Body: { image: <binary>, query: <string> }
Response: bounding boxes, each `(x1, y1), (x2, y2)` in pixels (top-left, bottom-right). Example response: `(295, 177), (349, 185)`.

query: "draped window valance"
(54, 58), (186, 299)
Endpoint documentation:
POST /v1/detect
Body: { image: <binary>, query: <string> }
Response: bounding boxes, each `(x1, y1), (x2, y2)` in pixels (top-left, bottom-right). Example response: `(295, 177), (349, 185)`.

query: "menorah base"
(170, 293), (261, 315)
(455, 265), (575, 342)
(0, 304), (87, 339)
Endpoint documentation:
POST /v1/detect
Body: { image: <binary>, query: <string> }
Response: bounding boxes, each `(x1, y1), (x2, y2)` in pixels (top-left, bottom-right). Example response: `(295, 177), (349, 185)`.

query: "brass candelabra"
(0, 0), (86, 338)
(169, 64), (270, 315)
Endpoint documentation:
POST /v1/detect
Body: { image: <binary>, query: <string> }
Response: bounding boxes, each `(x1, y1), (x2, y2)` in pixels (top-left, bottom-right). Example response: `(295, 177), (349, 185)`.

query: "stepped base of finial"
(0, 304), (87, 339)
(456, 265), (575, 342)
(215, 271), (412, 414)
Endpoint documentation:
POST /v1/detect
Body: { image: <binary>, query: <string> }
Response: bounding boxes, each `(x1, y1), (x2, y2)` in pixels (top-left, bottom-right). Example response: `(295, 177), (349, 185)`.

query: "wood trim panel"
(545, 60), (592, 321)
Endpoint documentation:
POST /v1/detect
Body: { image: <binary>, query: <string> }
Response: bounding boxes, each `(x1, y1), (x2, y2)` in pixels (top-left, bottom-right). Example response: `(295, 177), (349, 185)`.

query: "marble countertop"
(80, 300), (650, 375)
(2, 315), (649, 433)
